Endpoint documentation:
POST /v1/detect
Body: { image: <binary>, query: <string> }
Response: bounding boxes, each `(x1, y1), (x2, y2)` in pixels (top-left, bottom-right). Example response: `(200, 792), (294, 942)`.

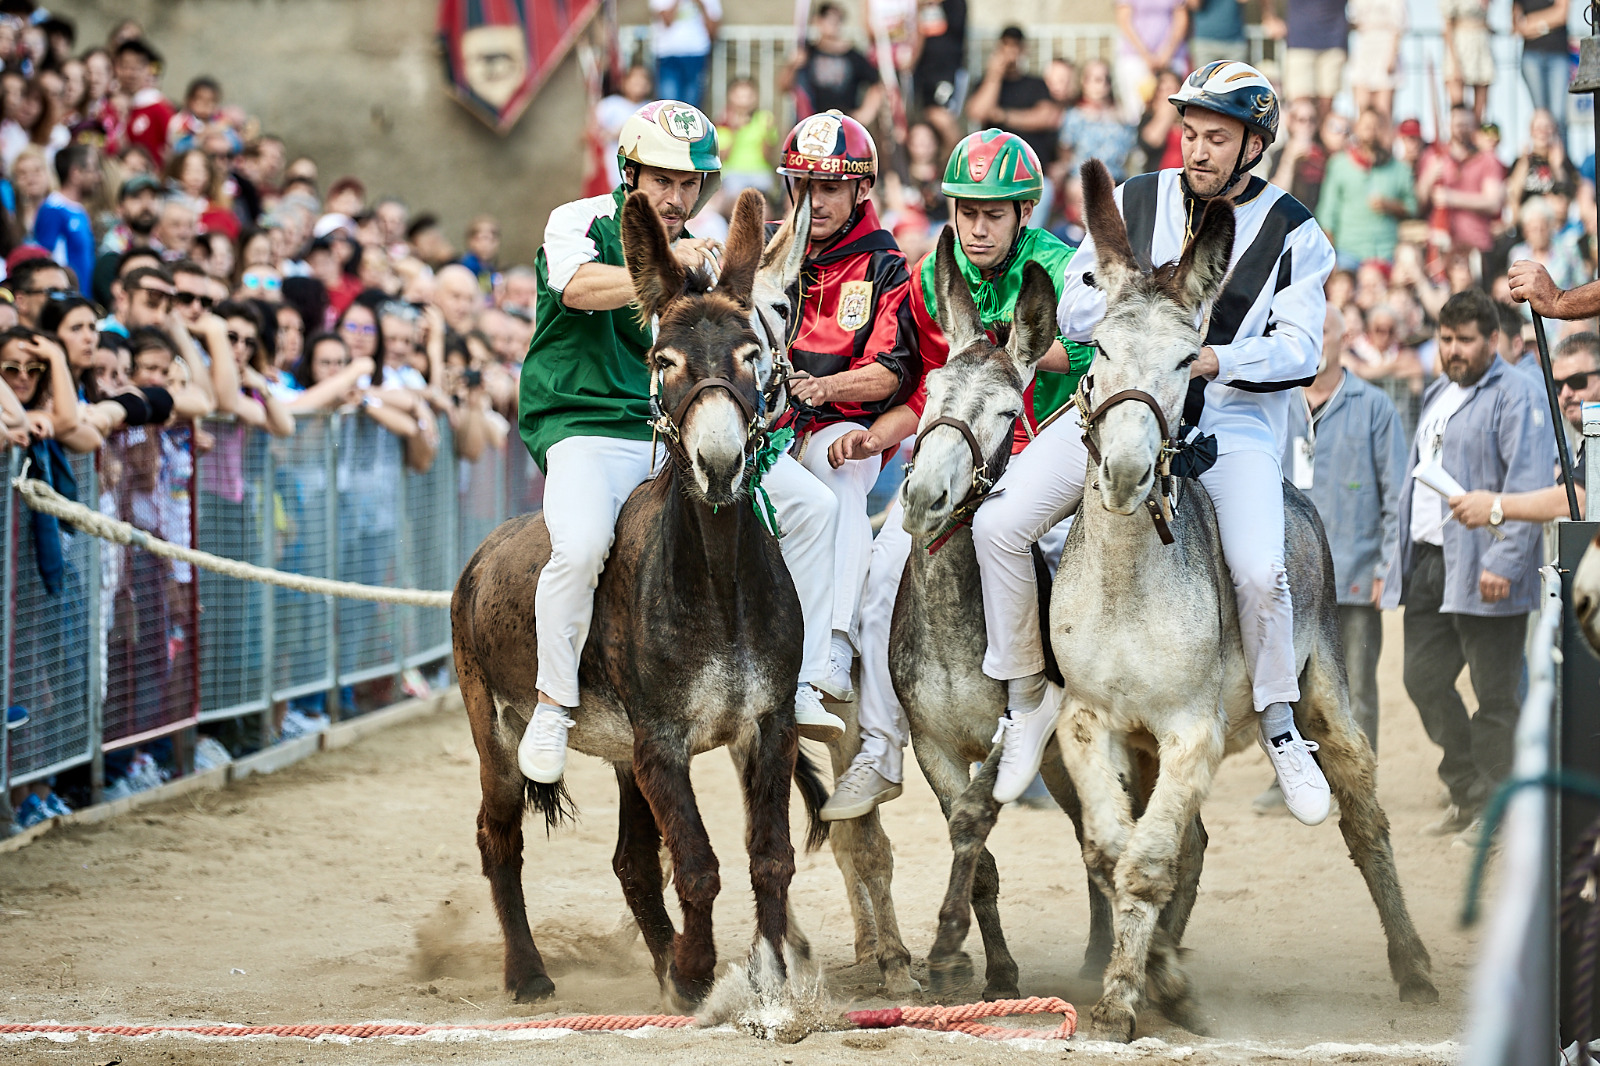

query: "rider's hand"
(672, 238), (721, 273)
(1479, 568), (1511, 604)
(789, 371), (832, 407)
(828, 428), (883, 468)
(1190, 346), (1220, 380)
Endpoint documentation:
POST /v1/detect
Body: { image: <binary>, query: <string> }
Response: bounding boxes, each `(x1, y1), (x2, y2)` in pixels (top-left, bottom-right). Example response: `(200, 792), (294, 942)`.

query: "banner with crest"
(438, 0), (599, 133)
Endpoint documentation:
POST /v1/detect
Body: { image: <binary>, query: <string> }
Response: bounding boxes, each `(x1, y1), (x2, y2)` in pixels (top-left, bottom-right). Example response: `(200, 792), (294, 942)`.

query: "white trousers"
(534, 435), (838, 706)
(797, 421), (880, 644)
(969, 412), (1300, 711)
(856, 495), (1073, 784)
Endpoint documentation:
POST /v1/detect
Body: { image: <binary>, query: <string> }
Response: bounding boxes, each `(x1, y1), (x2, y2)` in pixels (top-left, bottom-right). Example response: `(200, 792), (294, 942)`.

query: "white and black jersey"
(1057, 169), (1336, 457)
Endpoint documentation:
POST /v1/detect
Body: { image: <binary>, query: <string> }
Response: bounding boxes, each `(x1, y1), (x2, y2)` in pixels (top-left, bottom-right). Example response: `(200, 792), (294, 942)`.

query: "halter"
(1073, 372), (1181, 546)
(906, 414), (1016, 554)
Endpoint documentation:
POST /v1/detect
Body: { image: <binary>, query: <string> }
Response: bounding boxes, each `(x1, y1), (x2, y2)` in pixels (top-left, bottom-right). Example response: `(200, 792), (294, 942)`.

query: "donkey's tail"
(524, 778), (578, 836)
(793, 748), (831, 852)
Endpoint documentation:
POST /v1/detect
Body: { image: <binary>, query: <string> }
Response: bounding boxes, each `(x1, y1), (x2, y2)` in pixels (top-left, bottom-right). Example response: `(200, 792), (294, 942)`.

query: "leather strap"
(1078, 385), (1178, 546)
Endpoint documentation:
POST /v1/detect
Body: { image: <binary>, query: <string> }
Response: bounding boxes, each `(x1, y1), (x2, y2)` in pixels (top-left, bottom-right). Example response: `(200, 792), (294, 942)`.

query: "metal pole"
(1532, 313), (1583, 519)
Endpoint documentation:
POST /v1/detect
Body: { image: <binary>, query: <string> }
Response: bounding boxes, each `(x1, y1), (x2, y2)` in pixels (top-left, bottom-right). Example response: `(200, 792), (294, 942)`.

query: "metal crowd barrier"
(0, 411), (540, 809)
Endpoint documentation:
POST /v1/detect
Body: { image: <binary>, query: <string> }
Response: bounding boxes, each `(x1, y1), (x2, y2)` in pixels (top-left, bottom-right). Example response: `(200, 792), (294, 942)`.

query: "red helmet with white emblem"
(778, 110), (878, 181)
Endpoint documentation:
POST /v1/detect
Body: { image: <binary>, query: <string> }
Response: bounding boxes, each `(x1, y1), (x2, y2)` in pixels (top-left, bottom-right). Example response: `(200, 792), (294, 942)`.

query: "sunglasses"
(243, 275), (282, 292)
(227, 330), (258, 350)
(16, 286), (64, 298)
(341, 321), (377, 336)
(134, 287), (173, 305)
(1, 360), (46, 378)
(1558, 371), (1593, 391)
(174, 291), (215, 310)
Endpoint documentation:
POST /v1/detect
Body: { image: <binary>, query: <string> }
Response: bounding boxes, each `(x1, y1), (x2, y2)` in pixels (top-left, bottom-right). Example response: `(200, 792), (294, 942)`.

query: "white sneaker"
(992, 684), (1061, 804)
(794, 684), (845, 743)
(1258, 727), (1331, 826)
(821, 756), (902, 821)
(814, 653), (855, 702)
(519, 704), (574, 783)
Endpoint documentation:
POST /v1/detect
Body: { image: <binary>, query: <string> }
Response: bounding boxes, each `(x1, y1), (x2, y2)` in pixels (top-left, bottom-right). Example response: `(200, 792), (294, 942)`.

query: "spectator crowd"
(3, 6), (541, 830)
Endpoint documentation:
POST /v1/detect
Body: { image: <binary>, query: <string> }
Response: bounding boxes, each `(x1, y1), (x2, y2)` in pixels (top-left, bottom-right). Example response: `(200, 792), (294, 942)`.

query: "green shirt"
(917, 225), (1095, 425)
(718, 111), (779, 176)
(519, 187), (657, 471)
(1315, 150), (1417, 264)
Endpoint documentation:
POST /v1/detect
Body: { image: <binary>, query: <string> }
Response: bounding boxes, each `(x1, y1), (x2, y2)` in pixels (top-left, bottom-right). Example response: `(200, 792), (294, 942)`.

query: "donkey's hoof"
(880, 955), (917, 998)
(1399, 974), (1439, 1004)
(982, 982), (1022, 1003)
(669, 965), (715, 1009)
(1088, 1000), (1136, 1043)
(927, 952), (974, 997)
(512, 973), (556, 1002)
(1159, 995), (1210, 1036)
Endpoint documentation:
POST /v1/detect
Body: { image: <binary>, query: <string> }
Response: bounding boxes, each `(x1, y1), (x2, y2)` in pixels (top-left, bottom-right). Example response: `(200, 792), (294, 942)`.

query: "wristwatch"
(1489, 495), (1504, 527)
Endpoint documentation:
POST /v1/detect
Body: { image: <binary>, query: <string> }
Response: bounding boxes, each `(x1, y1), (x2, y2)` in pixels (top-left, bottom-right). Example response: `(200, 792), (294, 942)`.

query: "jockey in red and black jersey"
(774, 110), (918, 704)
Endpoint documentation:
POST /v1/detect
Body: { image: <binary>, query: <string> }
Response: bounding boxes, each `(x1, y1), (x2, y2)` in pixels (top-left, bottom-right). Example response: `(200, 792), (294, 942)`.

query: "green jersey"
(915, 226), (1094, 426)
(519, 186), (658, 471)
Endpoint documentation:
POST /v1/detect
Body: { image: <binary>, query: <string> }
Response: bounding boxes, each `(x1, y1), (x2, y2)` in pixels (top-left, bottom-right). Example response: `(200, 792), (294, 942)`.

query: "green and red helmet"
(778, 110), (878, 181)
(941, 129), (1044, 203)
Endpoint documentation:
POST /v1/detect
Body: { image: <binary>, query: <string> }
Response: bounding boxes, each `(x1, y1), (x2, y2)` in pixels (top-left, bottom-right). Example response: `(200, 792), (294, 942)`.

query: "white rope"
(13, 476), (454, 608)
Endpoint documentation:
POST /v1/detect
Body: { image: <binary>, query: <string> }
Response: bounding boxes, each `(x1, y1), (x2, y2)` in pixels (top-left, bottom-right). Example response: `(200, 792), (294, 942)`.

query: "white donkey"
(1572, 533), (1600, 652)
(1050, 161), (1437, 1040)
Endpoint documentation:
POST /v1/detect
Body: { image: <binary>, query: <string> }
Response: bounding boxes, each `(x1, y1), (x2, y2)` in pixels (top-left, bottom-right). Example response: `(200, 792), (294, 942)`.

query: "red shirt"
(1437, 147), (1505, 252)
(108, 89), (176, 166)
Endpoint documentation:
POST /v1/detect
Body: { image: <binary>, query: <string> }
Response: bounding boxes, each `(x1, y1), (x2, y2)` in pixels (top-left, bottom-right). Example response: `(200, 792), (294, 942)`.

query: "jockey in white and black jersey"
(976, 61), (1337, 824)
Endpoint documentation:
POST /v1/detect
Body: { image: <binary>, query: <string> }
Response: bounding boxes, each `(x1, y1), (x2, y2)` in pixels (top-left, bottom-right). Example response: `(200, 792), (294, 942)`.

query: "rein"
(1074, 376), (1180, 546)
(907, 414), (1015, 554)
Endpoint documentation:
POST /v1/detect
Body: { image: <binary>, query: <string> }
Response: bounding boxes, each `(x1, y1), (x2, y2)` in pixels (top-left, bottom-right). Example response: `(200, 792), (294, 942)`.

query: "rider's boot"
(1258, 703), (1331, 826)
(519, 702), (575, 782)
(795, 683), (846, 743)
(821, 752), (903, 821)
(993, 674), (1061, 804)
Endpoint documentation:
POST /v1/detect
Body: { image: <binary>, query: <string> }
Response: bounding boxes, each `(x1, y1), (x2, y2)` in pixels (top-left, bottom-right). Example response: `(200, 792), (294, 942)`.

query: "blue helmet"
(1169, 61), (1280, 146)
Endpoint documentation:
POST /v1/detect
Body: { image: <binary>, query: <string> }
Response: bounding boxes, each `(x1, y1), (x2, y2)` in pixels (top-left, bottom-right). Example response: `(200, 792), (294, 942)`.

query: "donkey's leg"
(1297, 649), (1438, 1005)
(613, 763), (676, 988)
(1038, 743), (1114, 978)
(914, 738), (994, 997)
(963, 750), (1023, 1000)
(848, 805), (916, 995)
(739, 716), (800, 986)
(822, 725), (880, 966)
(1093, 718), (1221, 1043)
(634, 736), (721, 1007)
(1145, 812), (1210, 1035)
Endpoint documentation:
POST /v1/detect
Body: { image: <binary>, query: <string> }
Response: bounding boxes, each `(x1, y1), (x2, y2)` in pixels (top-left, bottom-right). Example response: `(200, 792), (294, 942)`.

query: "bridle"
(1073, 372), (1181, 546)
(648, 363), (767, 475)
(906, 413), (1016, 553)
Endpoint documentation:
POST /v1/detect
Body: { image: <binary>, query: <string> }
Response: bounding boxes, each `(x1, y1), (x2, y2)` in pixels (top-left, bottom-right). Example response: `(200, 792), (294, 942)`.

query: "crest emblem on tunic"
(837, 280), (873, 331)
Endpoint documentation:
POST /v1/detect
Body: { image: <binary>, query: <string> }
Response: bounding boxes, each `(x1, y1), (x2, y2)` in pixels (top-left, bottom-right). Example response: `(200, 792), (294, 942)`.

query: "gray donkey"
(454, 188), (827, 1008)
(892, 226), (1113, 1000)
(1050, 160), (1437, 1040)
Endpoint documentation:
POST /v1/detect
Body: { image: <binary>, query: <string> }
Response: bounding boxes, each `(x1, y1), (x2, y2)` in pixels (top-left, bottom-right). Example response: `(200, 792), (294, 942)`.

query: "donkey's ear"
(1006, 260), (1059, 371)
(934, 225), (984, 355)
(1173, 199), (1235, 313)
(718, 188), (766, 308)
(1081, 159), (1139, 302)
(759, 177), (811, 292)
(621, 190), (685, 325)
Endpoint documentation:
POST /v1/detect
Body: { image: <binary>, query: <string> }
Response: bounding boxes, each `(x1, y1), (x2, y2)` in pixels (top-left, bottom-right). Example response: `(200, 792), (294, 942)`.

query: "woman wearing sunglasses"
(0, 325), (87, 448)
(337, 289), (436, 473)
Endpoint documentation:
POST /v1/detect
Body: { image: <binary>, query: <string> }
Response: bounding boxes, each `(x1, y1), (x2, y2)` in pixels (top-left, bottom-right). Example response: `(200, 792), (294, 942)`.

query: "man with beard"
(1383, 288), (1553, 843)
(514, 100), (847, 784)
(981, 62), (1338, 824)
(92, 174), (162, 306)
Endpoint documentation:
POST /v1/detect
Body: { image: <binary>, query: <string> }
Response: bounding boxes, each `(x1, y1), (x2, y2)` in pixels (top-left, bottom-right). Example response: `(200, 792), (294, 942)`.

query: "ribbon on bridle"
(907, 414), (1015, 555)
(1073, 375), (1181, 547)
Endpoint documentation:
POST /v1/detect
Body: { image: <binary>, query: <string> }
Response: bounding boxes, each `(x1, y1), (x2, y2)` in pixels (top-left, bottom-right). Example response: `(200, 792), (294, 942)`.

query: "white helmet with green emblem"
(616, 99), (723, 217)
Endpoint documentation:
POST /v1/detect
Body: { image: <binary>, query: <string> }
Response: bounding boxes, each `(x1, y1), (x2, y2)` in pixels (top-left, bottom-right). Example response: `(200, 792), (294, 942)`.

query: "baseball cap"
(1397, 118), (1422, 138)
(6, 244), (50, 274)
(118, 173), (162, 200)
(312, 213), (357, 239)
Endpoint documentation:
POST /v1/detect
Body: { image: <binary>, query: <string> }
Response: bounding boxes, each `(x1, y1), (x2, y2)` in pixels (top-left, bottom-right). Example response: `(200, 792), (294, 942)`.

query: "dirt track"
(0, 614), (1487, 1065)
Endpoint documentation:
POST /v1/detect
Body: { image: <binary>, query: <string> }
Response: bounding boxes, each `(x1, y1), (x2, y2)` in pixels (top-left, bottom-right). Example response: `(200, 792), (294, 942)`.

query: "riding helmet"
(616, 99), (723, 216)
(940, 128), (1044, 203)
(1168, 61), (1280, 146)
(777, 110), (879, 181)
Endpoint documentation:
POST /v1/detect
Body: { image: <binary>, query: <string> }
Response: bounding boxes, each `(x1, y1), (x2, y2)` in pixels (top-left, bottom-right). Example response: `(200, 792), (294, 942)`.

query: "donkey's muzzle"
(695, 447), (744, 506)
(1100, 456), (1154, 516)
(899, 478), (953, 536)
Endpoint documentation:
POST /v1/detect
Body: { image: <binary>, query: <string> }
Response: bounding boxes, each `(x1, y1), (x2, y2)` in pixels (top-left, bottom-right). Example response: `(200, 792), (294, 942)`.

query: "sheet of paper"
(1411, 458), (1505, 541)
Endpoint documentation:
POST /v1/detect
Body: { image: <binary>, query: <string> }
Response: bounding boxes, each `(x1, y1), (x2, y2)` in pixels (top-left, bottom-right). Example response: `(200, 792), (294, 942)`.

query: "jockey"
(516, 100), (846, 784)
(818, 129), (1095, 820)
(975, 62), (1337, 824)
(776, 111), (919, 702)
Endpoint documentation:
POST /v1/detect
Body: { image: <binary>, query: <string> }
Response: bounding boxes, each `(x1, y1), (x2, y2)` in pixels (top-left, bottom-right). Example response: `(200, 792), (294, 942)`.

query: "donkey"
(1573, 533), (1600, 653)
(1048, 160), (1437, 1040)
(892, 226), (1112, 1000)
(453, 187), (827, 1008)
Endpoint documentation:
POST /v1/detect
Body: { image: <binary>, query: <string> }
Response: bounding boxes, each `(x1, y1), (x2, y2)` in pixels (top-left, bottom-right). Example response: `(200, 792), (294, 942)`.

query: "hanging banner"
(438, 0), (600, 134)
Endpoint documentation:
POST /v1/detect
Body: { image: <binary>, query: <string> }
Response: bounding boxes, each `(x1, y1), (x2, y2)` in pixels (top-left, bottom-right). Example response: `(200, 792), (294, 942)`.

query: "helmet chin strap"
(1179, 135), (1263, 203)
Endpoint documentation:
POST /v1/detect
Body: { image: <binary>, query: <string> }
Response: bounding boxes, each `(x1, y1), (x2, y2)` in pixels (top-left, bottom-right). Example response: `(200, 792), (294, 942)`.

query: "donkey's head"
(1080, 159), (1234, 515)
(747, 179), (812, 421)
(622, 186), (770, 506)
(900, 225), (1059, 537)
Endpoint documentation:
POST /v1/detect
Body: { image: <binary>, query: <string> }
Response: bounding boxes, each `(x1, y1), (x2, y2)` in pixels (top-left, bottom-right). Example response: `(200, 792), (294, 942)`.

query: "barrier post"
(86, 455), (103, 805)
(0, 449), (16, 827)
(324, 411), (342, 724)
(391, 438), (410, 688)
(258, 434), (276, 746)
(1585, 401), (1600, 522)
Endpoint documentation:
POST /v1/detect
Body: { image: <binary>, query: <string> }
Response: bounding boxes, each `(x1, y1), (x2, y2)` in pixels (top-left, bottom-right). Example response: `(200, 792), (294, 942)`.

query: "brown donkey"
(453, 188), (827, 1007)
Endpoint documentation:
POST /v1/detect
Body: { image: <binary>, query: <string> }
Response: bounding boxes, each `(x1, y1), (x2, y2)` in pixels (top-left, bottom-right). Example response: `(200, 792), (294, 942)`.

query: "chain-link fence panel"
(99, 426), (199, 750)
(1373, 377), (1424, 447)
(8, 446), (98, 782)
(269, 412), (335, 700)
(335, 412), (404, 683)
(505, 445), (544, 516)
(196, 418), (272, 722)
(458, 438), (511, 573)
(402, 420), (454, 667)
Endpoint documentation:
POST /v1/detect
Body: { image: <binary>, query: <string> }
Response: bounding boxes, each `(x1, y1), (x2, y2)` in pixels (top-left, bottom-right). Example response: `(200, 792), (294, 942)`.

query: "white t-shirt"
(1409, 381), (1470, 546)
(649, 0), (721, 57)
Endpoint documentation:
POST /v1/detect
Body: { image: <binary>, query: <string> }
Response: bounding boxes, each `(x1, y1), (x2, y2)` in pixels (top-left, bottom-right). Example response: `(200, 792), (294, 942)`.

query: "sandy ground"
(0, 614), (1491, 1065)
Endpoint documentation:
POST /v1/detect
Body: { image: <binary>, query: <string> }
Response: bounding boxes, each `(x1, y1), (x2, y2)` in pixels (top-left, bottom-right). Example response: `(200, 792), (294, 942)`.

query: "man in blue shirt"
(33, 144), (100, 297)
(1188, 0), (1247, 69)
